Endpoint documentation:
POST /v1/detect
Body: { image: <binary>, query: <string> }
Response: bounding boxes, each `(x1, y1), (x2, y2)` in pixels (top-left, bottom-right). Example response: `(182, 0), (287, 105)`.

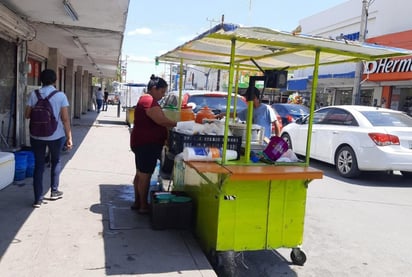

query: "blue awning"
(287, 78), (308, 90)
(309, 71), (355, 79)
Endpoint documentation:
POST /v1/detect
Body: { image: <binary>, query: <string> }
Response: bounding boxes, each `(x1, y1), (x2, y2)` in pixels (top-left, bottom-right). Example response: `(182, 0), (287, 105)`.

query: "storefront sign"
(364, 58), (412, 74)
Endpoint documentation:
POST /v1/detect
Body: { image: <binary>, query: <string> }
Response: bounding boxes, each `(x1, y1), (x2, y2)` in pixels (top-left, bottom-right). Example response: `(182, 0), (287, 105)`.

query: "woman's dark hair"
(147, 74), (168, 91)
(40, 69), (57, 86)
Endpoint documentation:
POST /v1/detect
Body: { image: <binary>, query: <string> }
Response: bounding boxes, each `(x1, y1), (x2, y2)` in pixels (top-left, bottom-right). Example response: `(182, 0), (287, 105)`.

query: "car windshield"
(188, 95), (247, 113)
(361, 111), (412, 127)
(283, 105), (309, 114)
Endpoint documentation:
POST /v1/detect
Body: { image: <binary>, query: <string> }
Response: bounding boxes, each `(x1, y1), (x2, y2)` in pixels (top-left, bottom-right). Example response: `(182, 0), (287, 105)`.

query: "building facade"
(0, 1), (129, 149)
(291, 0), (412, 114)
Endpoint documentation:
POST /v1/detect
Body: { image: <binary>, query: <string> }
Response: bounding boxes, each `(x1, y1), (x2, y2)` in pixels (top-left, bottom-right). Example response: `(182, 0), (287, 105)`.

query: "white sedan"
(280, 105), (412, 178)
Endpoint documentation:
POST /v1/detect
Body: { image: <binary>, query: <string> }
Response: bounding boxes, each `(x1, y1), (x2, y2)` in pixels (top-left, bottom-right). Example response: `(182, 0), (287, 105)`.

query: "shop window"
(398, 88), (412, 116)
(27, 58), (42, 86)
(360, 89), (373, 106)
(335, 90), (353, 105)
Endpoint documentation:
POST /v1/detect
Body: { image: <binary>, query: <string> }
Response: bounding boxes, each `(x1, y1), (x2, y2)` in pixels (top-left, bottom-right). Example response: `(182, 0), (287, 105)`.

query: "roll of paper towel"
(183, 147), (238, 161)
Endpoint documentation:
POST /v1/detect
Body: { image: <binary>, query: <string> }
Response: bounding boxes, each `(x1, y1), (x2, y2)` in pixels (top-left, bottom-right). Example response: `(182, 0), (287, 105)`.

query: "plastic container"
(151, 191), (193, 230)
(180, 105), (195, 121)
(126, 107), (135, 126)
(163, 105), (180, 121)
(168, 130), (242, 158)
(263, 136), (289, 161)
(14, 152), (28, 181)
(148, 161), (161, 203)
(173, 153), (185, 188)
(0, 152), (15, 190)
(19, 151), (35, 177)
(195, 106), (215, 123)
(229, 123), (264, 144)
(182, 147), (238, 161)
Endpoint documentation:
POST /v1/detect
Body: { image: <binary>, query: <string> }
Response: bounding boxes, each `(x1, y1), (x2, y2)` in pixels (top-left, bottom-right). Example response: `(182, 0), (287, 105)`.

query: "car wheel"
(401, 171), (412, 178)
(335, 146), (360, 178)
(281, 133), (293, 150)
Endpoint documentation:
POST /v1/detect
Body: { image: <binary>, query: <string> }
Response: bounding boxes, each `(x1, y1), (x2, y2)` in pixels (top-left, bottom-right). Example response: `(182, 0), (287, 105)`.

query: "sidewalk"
(0, 105), (216, 277)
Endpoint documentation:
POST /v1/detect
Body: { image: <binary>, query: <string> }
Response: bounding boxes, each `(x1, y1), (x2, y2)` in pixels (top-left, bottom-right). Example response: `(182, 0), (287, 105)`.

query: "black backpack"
(29, 89), (60, 137)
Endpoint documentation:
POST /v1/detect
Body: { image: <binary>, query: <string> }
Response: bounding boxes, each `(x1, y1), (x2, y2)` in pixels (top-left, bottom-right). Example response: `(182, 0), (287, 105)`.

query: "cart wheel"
(208, 249), (219, 267)
(208, 250), (237, 276)
(219, 251), (237, 277)
(290, 248), (307, 266)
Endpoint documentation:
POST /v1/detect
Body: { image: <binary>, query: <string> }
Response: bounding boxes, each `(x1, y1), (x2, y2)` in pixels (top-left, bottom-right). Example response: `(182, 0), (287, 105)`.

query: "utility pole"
(352, 0), (369, 105)
(124, 55), (128, 83)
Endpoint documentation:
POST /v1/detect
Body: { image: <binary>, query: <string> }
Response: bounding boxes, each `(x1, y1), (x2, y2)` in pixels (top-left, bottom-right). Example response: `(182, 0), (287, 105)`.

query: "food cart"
(158, 24), (411, 271)
(122, 83), (146, 126)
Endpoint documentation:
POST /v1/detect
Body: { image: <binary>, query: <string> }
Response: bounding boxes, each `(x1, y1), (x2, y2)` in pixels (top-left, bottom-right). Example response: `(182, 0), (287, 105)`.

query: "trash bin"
(126, 107), (135, 126)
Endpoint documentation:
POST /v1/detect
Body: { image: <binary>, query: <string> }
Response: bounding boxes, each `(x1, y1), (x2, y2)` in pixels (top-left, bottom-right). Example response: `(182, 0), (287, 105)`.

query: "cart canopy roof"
(159, 23), (412, 70)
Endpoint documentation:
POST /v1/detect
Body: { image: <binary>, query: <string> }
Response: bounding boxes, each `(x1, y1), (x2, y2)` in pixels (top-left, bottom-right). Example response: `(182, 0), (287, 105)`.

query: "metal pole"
(216, 69), (221, 91)
(178, 59), (183, 111)
(305, 49), (321, 166)
(352, 0), (368, 105)
(222, 38), (236, 164)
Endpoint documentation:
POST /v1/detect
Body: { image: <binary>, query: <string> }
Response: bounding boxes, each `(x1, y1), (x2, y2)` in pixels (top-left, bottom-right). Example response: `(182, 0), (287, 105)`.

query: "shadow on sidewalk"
(0, 110), (102, 261)
(308, 159), (412, 188)
(90, 184), (212, 275)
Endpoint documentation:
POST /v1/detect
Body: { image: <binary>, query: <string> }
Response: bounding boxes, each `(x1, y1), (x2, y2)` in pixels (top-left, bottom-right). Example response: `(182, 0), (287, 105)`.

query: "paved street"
(234, 162), (412, 277)
(1, 105), (411, 277)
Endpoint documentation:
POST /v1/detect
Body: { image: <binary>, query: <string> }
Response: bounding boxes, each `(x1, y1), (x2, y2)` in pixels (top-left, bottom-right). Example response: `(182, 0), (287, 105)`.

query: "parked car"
(272, 108), (283, 135)
(162, 90), (282, 134)
(280, 105), (412, 178)
(272, 103), (309, 126)
(107, 93), (119, 105)
(162, 90), (247, 114)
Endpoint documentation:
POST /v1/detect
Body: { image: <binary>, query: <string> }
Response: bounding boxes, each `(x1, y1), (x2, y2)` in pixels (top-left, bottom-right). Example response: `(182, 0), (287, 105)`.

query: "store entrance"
(391, 87), (412, 116)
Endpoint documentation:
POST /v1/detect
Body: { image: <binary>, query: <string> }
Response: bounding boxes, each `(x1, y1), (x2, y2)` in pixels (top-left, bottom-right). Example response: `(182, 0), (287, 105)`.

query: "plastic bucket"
(14, 169), (27, 181)
(14, 152), (28, 181)
(19, 151), (35, 177)
(14, 152), (28, 170)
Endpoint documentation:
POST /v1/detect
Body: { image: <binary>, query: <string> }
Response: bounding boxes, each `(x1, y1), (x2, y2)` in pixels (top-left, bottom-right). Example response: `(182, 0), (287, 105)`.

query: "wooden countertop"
(185, 161), (323, 181)
(185, 161), (231, 174)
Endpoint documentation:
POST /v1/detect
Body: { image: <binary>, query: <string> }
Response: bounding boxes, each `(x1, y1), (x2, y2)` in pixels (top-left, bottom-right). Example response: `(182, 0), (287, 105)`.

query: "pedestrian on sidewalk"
(96, 87), (104, 113)
(25, 69), (73, 208)
(130, 74), (177, 214)
(103, 89), (109, 111)
(91, 88), (97, 111)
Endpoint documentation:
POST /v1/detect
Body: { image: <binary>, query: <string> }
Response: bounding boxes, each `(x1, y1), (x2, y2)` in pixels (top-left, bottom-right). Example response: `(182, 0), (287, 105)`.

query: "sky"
(121, 0), (347, 83)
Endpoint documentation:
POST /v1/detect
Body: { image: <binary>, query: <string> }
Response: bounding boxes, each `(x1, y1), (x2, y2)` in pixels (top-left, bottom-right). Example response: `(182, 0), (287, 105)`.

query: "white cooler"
(0, 152), (15, 190)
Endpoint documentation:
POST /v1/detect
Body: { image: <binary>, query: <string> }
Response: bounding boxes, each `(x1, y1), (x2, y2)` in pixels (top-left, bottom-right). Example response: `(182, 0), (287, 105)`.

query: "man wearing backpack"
(25, 69), (73, 208)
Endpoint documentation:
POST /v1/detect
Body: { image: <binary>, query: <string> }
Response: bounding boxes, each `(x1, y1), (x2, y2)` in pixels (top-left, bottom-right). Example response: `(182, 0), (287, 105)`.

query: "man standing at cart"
(232, 86), (281, 140)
